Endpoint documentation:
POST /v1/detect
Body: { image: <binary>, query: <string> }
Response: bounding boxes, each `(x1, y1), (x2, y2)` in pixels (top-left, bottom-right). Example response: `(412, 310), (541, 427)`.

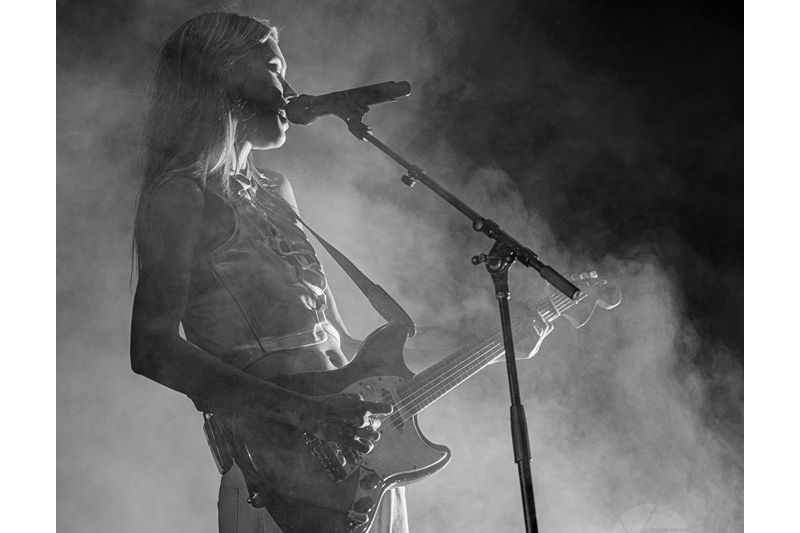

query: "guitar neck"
(397, 292), (582, 416)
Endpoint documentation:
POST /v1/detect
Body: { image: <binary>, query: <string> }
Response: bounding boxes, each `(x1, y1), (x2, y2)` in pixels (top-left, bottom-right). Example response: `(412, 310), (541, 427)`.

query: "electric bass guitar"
(219, 272), (621, 533)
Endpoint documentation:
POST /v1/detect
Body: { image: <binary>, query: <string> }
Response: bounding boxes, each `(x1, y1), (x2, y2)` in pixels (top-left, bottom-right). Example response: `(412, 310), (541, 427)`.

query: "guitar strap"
(294, 213), (416, 338)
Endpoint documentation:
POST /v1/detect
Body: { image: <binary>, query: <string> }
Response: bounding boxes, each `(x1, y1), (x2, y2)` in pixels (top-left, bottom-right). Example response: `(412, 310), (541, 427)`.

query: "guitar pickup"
(382, 390), (404, 432)
(304, 433), (347, 483)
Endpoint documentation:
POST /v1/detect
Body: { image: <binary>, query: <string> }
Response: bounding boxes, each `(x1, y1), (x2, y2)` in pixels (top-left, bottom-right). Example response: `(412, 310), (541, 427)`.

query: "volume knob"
(359, 472), (382, 490)
(353, 496), (375, 514)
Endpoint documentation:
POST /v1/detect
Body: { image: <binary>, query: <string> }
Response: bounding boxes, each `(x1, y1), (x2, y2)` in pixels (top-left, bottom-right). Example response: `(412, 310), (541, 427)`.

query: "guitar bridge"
(304, 433), (348, 482)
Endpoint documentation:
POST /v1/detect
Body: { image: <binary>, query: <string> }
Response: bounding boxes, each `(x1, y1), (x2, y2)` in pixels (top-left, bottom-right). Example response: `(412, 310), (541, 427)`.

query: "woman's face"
(231, 36), (296, 150)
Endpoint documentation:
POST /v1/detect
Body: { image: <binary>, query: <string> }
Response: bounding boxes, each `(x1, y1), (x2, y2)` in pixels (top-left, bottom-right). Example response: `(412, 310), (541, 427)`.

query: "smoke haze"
(57, 1), (742, 532)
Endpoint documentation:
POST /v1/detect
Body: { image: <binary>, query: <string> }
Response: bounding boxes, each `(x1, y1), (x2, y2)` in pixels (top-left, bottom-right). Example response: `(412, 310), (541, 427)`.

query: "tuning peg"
(570, 271), (599, 281)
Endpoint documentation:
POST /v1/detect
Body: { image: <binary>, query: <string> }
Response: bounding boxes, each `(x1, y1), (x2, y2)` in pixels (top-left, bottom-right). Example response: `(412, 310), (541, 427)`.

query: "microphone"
(284, 81), (411, 125)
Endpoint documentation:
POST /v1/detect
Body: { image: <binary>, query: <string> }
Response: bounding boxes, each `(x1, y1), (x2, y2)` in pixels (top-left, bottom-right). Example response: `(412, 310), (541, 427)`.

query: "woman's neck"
(235, 141), (253, 174)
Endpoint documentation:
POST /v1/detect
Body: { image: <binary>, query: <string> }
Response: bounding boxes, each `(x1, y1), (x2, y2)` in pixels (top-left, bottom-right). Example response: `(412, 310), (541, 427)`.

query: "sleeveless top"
(172, 168), (409, 533)
(180, 167), (342, 371)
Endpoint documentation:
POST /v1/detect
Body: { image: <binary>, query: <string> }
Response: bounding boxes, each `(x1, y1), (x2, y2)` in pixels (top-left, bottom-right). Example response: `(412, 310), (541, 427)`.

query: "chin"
(250, 119), (288, 150)
(256, 136), (286, 150)
(251, 130), (287, 150)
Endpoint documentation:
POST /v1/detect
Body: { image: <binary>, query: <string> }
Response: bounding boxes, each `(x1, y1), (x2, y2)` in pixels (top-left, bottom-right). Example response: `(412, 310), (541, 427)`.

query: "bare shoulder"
(137, 175), (206, 268)
(257, 167), (299, 212)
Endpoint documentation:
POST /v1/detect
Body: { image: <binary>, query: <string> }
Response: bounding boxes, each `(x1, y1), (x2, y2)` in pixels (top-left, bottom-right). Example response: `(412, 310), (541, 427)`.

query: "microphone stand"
(332, 106), (580, 533)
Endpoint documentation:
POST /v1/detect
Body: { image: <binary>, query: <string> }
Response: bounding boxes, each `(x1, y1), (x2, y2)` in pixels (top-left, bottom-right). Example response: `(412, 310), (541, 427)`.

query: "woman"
(130, 12), (405, 532)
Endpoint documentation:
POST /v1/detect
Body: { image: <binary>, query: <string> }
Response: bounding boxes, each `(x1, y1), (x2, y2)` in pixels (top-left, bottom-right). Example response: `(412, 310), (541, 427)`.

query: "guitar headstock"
(547, 270), (621, 328)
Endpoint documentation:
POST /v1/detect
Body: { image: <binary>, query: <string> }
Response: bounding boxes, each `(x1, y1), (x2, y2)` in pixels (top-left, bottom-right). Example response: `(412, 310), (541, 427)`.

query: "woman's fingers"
(349, 437), (373, 454)
(345, 399), (391, 429)
(361, 400), (393, 417)
(354, 425), (381, 442)
(315, 394), (392, 459)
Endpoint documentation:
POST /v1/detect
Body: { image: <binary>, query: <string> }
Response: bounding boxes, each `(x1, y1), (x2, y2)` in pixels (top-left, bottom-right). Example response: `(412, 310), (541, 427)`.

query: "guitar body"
(224, 323), (451, 533)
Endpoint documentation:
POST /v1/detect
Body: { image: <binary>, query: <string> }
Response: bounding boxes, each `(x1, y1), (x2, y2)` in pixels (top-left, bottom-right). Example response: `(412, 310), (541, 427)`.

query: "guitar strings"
(380, 340), (507, 438)
(384, 288), (583, 433)
(394, 293), (574, 409)
(392, 296), (570, 413)
(381, 335), (518, 438)
(379, 327), (514, 435)
(379, 295), (580, 436)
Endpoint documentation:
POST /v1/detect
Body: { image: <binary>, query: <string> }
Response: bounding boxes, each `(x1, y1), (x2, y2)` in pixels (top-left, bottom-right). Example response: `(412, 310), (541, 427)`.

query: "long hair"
(133, 12), (277, 271)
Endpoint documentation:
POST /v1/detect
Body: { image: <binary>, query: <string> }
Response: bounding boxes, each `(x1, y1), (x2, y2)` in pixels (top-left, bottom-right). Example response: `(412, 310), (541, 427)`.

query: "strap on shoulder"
(252, 166), (416, 337)
(296, 214), (416, 338)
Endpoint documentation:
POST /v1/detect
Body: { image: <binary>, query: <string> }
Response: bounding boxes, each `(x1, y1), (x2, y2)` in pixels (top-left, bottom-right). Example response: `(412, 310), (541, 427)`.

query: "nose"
(280, 76), (298, 102)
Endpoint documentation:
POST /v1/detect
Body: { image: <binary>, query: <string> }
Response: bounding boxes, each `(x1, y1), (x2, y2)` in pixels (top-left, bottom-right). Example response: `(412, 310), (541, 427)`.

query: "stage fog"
(58, 1), (742, 531)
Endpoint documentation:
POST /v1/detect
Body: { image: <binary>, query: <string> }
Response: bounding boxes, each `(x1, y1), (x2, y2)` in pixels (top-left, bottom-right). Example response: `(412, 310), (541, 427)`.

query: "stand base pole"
(492, 256), (539, 533)
(511, 403), (538, 532)
(341, 114), (553, 533)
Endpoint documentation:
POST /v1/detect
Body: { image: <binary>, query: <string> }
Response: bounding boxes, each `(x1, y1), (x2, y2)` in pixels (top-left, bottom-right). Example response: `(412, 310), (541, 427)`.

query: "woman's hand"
(301, 394), (393, 457)
(514, 312), (555, 360)
(531, 311), (555, 354)
(532, 312), (554, 344)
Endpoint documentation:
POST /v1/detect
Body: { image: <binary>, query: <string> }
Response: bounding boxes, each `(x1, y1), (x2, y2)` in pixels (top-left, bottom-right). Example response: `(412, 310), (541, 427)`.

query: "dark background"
(58, 1), (742, 531)
(415, 0), (743, 353)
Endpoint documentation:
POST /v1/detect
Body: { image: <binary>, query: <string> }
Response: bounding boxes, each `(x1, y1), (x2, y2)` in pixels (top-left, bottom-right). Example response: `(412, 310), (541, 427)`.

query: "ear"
(220, 53), (256, 95)
(221, 61), (243, 94)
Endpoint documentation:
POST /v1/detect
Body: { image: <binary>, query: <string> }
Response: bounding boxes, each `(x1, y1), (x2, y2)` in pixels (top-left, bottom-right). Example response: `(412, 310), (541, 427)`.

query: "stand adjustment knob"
(400, 174), (417, 187)
(471, 254), (487, 265)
